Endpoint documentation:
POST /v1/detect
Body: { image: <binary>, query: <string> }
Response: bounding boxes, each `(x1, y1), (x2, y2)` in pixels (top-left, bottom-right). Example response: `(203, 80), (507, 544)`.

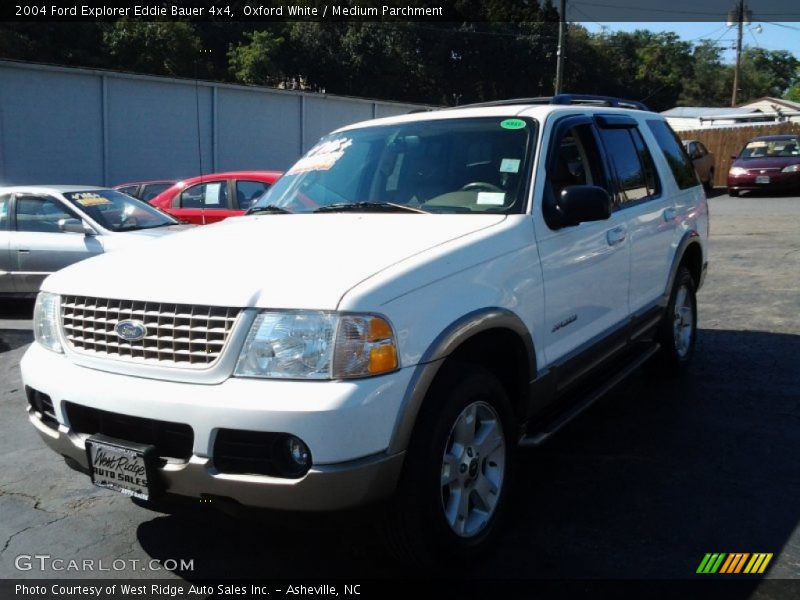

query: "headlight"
(33, 292), (63, 353)
(781, 164), (800, 173)
(728, 167), (748, 176)
(234, 311), (398, 380)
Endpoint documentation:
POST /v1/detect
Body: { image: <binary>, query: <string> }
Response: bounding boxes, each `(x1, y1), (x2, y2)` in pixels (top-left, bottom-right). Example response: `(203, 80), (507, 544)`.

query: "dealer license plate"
(756, 175), (770, 184)
(85, 435), (158, 501)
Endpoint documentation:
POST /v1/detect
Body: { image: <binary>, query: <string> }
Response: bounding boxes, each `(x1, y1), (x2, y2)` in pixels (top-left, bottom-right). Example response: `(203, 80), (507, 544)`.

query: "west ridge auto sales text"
(15, 584), (351, 596)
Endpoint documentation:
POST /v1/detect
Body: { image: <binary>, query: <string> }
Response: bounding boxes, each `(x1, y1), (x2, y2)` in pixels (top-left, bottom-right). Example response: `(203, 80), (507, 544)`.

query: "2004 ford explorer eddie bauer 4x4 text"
(22, 95), (708, 564)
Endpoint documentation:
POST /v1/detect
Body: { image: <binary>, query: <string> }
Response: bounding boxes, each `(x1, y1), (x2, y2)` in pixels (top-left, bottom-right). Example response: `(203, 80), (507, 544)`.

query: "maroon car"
(727, 135), (800, 196)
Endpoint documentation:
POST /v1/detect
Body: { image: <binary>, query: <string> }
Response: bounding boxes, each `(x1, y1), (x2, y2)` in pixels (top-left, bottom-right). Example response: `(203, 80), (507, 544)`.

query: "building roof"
(737, 97), (800, 111)
(660, 106), (761, 118)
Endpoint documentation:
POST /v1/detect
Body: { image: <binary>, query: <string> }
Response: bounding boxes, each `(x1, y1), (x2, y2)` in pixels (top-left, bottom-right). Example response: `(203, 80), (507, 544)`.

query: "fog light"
(280, 435), (311, 476)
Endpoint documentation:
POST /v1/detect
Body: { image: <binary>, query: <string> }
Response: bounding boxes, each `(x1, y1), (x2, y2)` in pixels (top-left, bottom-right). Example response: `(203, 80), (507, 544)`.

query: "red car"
(727, 135), (800, 196)
(149, 171), (282, 224)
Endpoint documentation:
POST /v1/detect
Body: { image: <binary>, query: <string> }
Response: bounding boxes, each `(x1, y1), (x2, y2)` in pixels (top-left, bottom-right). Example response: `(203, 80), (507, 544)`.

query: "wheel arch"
(665, 231), (704, 300)
(387, 308), (536, 455)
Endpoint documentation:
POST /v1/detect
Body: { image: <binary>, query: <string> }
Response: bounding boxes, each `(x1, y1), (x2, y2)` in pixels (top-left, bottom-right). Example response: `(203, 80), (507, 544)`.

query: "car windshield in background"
(63, 190), (178, 231)
(250, 117), (535, 214)
(740, 139), (800, 159)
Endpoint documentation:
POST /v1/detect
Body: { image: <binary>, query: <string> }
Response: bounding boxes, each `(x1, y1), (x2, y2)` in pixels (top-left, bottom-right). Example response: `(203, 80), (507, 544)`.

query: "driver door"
(534, 115), (631, 368)
(9, 194), (103, 294)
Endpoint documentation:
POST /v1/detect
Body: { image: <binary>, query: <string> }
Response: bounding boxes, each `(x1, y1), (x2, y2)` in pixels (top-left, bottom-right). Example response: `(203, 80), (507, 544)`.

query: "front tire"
(382, 364), (514, 566)
(728, 188), (740, 197)
(650, 266), (697, 375)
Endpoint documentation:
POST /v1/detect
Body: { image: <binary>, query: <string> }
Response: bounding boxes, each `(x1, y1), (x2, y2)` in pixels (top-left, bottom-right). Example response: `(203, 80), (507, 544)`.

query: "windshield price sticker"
(288, 138), (353, 175)
(73, 193), (111, 207)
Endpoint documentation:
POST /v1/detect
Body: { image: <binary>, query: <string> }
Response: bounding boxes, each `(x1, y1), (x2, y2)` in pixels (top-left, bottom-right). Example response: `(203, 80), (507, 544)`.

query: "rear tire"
(649, 266), (697, 375)
(381, 363), (515, 566)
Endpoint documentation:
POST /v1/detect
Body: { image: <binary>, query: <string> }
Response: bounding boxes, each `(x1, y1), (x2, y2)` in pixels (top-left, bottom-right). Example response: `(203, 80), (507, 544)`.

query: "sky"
(580, 22), (800, 62)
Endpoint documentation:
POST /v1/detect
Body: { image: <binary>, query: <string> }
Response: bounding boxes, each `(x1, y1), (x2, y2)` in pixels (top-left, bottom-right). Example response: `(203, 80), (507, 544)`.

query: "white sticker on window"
(203, 183), (222, 205)
(476, 192), (506, 205)
(500, 158), (521, 173)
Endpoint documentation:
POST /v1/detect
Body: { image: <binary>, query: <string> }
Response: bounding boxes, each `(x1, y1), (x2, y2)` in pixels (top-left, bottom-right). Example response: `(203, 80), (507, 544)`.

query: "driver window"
(548, 124), (604, 200)
(180, 182), (228, 209)
(15, 196), (76, 233)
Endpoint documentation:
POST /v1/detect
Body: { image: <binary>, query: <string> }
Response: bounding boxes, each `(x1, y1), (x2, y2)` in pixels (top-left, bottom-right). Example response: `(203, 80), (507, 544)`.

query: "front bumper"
(727, 171), (800, 192)
(21, 343), (411, 510)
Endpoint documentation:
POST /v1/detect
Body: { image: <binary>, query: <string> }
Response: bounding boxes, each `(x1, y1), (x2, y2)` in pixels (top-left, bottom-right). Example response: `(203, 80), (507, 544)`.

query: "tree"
(228, 30), (285, 86)
(102, 22), (203, 77)
(735, 47), (800, 103)
(679, 40), (729, 106)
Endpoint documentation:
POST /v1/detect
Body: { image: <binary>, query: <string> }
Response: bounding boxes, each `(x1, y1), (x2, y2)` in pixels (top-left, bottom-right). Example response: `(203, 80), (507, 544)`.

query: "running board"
(518, 343), (660, 447)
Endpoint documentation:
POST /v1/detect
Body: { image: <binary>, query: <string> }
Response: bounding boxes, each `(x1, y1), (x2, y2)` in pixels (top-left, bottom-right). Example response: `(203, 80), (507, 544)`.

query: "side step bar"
(518, 343), (660, 447)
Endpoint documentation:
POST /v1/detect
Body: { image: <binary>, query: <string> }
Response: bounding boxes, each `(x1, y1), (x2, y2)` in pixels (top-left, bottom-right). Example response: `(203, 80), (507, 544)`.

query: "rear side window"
(647, 120), (698, 190)
(141, 183), (172, 202)
(598, 127), (659, 206)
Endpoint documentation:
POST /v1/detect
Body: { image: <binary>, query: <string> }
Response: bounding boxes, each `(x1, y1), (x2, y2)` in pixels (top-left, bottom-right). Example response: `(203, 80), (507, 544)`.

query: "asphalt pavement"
(1, 193), (799, 586)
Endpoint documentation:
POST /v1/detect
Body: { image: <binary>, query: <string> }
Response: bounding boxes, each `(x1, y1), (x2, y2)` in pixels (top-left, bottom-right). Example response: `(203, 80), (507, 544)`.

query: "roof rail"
(456, 94), (650, 111)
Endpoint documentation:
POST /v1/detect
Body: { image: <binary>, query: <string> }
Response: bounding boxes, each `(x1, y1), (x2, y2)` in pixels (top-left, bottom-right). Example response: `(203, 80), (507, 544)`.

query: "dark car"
(114, 180), (177, 203)
(727, 135), (800, 196)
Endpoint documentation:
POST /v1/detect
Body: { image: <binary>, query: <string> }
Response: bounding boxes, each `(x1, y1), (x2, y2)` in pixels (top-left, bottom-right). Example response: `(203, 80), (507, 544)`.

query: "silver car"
(0, 185), (190, 296)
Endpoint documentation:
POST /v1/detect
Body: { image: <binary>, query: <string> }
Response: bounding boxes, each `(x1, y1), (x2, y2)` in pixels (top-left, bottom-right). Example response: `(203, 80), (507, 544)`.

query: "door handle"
(18, 249), (30, 253)
(606, 226), (627, 246)
(663, 207), (677, 222)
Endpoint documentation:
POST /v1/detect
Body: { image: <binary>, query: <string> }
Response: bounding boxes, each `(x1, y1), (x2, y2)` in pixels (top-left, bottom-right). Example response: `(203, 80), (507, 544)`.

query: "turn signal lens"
(332, 315), (399, 378)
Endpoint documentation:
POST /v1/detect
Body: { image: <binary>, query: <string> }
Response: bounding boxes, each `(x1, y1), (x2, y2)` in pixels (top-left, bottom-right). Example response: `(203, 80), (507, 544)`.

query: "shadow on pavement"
(0, 299), (35, 353)
(131, 328), (799, 581)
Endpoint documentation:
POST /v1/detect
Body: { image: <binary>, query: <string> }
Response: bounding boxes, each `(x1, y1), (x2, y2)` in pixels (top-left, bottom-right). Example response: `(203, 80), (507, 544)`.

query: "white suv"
(21, 95), (708, 563)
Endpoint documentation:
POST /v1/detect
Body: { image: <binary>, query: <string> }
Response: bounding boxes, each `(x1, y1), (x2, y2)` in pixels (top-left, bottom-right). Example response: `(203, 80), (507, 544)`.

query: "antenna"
(194, 49), (210, 182)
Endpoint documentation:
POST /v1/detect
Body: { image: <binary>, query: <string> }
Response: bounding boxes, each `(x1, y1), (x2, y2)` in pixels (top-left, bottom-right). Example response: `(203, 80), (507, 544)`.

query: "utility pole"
(555, 0), (566, 95)
(730, 0), (746, 107)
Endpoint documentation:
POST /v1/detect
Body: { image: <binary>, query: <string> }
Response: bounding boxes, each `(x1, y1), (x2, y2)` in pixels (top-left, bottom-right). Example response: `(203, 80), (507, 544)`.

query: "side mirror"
(558, 185), (612, 226)
(59, 218), (97, 236)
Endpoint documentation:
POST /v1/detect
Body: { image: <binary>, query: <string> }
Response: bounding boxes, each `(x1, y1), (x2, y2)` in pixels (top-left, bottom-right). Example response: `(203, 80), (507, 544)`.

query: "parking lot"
(1, 193), (799, 582)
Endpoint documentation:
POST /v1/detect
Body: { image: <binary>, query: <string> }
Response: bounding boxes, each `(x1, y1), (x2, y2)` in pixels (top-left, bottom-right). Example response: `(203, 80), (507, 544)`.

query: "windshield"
(63, 190), (179, 232)
(250, 117), (535, 214)
(739, 138), (800, 159)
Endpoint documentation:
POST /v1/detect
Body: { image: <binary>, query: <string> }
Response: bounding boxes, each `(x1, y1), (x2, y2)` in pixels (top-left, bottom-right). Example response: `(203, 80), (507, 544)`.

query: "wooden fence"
(677, 122), (800, 187)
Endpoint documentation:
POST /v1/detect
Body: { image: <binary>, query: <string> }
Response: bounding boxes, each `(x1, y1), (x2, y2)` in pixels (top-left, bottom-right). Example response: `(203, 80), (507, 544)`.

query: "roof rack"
(457, 94), (650, 112)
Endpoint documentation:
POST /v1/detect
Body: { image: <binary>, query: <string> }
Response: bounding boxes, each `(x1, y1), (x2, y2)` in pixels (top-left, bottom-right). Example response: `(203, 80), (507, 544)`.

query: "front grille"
(65, 402), (194, 460)
(60, 295), (240, 367)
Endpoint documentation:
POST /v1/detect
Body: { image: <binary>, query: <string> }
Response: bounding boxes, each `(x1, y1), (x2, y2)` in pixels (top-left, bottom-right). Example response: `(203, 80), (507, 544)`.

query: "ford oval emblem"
(115, 320), (147, 342)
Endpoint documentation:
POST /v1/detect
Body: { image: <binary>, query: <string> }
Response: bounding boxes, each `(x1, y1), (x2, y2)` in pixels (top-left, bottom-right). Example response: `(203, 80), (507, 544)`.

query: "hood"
(44, 214), (506, 309)
(99, 224), (194, 250)
(734, 157), (800, 170)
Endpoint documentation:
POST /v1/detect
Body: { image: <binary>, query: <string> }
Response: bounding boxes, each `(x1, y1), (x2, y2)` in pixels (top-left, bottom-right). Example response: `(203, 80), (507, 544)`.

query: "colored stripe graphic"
(697, 553), (727, 573)
(699, 553), (774, 575)
(744, 553), (774, 574)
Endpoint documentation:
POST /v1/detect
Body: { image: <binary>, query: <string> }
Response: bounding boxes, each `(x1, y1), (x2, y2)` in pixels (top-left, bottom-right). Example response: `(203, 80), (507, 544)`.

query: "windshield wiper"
(138, 222), (180, 229)
(314, 202), (428, 214)
(245, 205), (292, 215)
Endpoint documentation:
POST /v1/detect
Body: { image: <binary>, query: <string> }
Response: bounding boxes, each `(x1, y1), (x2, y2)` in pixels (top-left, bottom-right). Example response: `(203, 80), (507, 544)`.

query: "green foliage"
(228, 30), (285, 86)
(102, 22), (203, 77)
(0, 18), (798, 112)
